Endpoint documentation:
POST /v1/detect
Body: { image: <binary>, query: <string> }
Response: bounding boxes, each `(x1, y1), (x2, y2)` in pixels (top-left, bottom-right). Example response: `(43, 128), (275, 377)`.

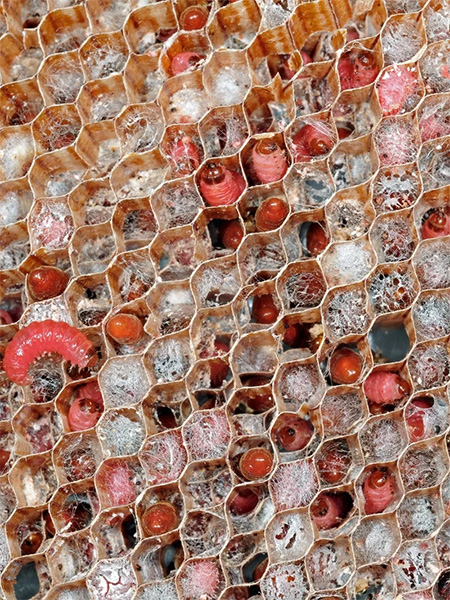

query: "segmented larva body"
(363, 469), (395, 514)
(3, 320), (97, 385)
(251, 139), (288, 184)
(363, 371), (410, 405)
(199, 164), (246, 206)
(170, 51), (204, 76)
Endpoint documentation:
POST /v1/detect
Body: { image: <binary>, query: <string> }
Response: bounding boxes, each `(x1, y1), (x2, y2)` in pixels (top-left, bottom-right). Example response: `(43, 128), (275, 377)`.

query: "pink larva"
(311, 493), (347, 529)
(251, 139), (288, 184)
(68, 382), (104, 432)
(363, 469), (395, 514)
(363, 371), (410, 405)
(199, 163), (246, 206)
(169, 136), (202, 176)
(3, 320), (97, 386)
(170, 51), (204, 76)
(0, 310), (13, 325)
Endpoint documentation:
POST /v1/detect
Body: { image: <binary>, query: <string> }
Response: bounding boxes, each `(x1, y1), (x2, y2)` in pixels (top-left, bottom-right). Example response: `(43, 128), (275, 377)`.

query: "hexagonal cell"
(176, 558), (226, 600)
(0, 178), (34, 227)
(123, 53), (164, 104)
(269, 458), (319, 511)
(306, 538), (354, 590)
(79, 31), (128, 80)
(322, 238), (376, 287)
(397, 490), (444, 539)
(112, 198), (157, 251)
(77, 74), (128, 124)
(322, 283), (371, 342)
(38, 50), (85, 105)
(98, 356), (150, 409)
(76, 121), (121, 179)
(29, 147), (88, 199)
(139, 430), (188, 487)
(266, 509), (313, 562)
(284, 160), (335, 211)
(0, 124), (35, 181)
(70, 223), (117, 276)
(367, 262), (418, 315)
(0, 78), (44, 127)
(352, 514), (401, 566)
(111, 150), (169, 200)
(320, 389), (366, 437)
(32, 104), (82, 155)
(368, 315), (412, 364)
(107, 249), (155, 305)
(359, 414), (408, 464)
(39, 6), (90, 55)
(91, 506), (138, 558)
(123, 3), (177, 54)
(413, 238), (450, 290)
(325, 185), (374, 242)
(333, 85), (381, 140)
(260, 560), (309, 600)
(13, 404), (62, 456)
(199, 105), (249, 158)
(292, 63), (339, 117)
(277, 261), (327, 312)
(405, 393), (449, 442)
(65, 273), (111, 328)
(408, 341), (450, 391)
(6, 505), (53, 558)
(181, 459), (232, 510)
(87, 555), (137, 600)
(69, 179), (118, 227)
(374, 114), (420, 168)
(382, 14), (426, 65)
(329, 134), (377, 190)
(53, 431), (103, 484)
(2, 556), (51, 600)
(145, 332), (193, 385)
(400, 442), (448, 491)
(160, 30), (210, 77)
(97, 408), (146, 457)
(372, 163), (422, 213)
(135, 483), (183, 539)
(29, 198), (75, 252)
(393, 540), (439, 593)
(347, 564), (396, 600)
(418, 137), (450, 192)
(95, 457), (144, 509)
(9, 453), (57, 507)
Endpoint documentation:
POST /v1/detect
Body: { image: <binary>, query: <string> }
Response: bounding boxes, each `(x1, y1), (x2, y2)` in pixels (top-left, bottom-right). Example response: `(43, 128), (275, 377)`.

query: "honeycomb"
(1, 0), (450, 598)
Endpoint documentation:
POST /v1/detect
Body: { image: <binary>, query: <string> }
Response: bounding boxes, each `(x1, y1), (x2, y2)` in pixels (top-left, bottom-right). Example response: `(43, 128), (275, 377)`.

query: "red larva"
(329, 347), (363, 385)
(406, 396), (434, 442)
(3, 320), (97, 386)
(338, 49), (379, 91)
(421, 211), (450, 239)
(254, 197), (289, 232)
(310, 493), (348, 529)
(306, 223), (328, 256)
(199, 163), (246, 206)
(363, 469), (395, 514)
(251, 139), (288, 184)
(169, 136), (202, 177)
(0, 310), (13, 325)
(170, 52), (204, 76)
(68, 382), (104, 432)
(229, 488), (259, 515)
(363, 371), (410, 406)
(317, 445), (351, 485)
(273, 415), (314, 452)
(292, 124), (334, 162)
(217, 220), (244, 250)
